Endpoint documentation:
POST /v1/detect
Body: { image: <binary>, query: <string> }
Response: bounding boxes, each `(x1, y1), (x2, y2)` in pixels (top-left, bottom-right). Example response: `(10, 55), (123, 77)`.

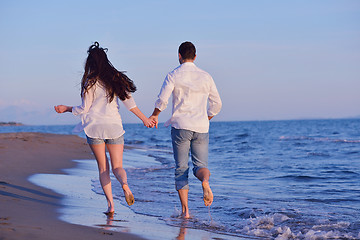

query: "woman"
(55, 42), (155, 216)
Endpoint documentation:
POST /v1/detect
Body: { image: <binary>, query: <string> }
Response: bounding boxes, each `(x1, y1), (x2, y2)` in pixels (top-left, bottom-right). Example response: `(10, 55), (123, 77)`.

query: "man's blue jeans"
(171, 127), (209, 190)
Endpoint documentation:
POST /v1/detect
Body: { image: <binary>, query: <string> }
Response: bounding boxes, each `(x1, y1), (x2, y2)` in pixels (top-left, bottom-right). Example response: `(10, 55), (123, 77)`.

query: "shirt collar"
(181, 62), (195, 66)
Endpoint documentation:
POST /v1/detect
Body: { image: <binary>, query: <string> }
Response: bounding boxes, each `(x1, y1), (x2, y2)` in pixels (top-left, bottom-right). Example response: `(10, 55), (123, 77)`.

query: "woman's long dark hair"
(81, 42), (136, 102)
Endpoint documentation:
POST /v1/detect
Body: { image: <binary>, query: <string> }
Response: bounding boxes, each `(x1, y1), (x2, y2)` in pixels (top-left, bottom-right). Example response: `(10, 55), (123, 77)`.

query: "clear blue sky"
(1, 0), (359, 125)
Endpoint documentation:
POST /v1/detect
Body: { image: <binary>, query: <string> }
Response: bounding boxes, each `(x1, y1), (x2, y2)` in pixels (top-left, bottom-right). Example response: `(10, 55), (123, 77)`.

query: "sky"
(0, 0), (359, 125)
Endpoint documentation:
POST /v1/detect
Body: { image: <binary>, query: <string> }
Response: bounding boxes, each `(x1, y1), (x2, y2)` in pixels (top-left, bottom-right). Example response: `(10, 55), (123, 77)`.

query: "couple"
(55, 41), (222, 219)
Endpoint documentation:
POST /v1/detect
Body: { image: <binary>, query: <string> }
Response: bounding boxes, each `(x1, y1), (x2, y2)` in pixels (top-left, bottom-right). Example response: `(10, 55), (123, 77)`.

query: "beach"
(0, 132), (145, 240)
(1, 120), (359, 239)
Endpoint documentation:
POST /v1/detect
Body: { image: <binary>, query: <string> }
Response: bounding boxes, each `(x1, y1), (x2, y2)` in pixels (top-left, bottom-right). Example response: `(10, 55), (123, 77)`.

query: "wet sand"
(0, 132), (146, 240)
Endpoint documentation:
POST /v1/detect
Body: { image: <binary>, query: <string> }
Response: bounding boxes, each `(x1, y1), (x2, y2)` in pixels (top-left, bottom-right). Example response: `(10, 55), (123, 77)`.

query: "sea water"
(2, 119), (360, 239)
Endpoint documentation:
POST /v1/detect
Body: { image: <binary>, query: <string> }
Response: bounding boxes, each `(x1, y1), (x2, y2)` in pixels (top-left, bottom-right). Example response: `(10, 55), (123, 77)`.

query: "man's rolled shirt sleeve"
(154, 75), (174, 111)
(207, 79), (222, 116)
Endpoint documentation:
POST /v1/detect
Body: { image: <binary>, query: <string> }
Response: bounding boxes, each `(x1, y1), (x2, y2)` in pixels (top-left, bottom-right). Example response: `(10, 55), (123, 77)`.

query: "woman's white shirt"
(72, 81), (136, 139)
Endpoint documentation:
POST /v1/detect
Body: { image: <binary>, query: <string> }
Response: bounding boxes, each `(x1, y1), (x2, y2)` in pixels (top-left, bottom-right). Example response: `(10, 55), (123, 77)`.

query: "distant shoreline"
(0, 121), (23, 126)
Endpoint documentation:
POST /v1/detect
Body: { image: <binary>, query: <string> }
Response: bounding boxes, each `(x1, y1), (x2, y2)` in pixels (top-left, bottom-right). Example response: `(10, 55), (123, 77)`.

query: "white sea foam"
(274, 226), (295, 240)
(243, 213), (290, 237)
(241, 213), (357, 239)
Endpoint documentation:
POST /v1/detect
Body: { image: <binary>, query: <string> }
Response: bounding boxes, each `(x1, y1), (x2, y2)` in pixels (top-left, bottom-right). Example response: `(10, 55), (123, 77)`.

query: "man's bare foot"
(202, 181), (213, 206)
(122, 184), (134, 206)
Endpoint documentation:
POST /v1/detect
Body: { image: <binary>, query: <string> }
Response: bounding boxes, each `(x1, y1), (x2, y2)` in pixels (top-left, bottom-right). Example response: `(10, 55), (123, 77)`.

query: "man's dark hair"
(178, 41), (196, 60)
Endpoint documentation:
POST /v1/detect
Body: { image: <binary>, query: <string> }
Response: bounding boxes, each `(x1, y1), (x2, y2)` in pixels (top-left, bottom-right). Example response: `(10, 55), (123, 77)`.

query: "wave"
(125, 140), (145, 145)
(279, 136), (360, 143)
(307, 152), (330, 157)
(274, 175), (327, 182)
(322, 170), (359, 175)
(303, 198), (360, 203)
(239, 212), (358, 239)
(235, 133), (250, 139)
(239, 213), (360, 239)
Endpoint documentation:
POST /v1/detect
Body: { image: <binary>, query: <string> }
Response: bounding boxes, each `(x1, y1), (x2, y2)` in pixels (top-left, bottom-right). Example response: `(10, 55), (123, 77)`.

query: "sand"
(0, 132), (146, 240)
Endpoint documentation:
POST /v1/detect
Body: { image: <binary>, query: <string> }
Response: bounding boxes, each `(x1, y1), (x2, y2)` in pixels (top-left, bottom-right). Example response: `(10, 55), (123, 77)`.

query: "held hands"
(149, 115), (159, 129)
(149, 108), (161, 129)
(143, 117), (157, 128)
(130, 107), (156, 128)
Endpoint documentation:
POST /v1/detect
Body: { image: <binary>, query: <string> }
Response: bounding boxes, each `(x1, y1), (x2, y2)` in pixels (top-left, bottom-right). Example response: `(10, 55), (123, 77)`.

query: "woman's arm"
(122, 94), (155, 128)
(130, 107), (156, 128)
(54, 105), (73, 113)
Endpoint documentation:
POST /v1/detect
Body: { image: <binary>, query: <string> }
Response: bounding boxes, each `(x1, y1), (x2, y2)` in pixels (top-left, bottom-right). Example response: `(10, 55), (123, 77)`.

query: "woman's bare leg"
(106, 144), (134, 206)
(89, 143), (115, 213)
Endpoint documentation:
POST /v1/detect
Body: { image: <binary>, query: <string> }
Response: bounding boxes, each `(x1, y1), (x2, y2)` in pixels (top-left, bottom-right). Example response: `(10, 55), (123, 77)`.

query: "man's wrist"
(152, 108), (161, 117)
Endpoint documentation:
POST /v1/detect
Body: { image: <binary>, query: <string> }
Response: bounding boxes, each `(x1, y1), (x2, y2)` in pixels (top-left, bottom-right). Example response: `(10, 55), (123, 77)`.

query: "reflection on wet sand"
(175, 219), (189, 240)
(96, 213), (129, 232)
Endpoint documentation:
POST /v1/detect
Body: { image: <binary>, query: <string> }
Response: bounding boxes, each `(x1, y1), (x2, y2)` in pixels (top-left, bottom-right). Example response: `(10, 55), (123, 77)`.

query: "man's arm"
(207, 78), (222, 119)
(151, 74), (174, 128)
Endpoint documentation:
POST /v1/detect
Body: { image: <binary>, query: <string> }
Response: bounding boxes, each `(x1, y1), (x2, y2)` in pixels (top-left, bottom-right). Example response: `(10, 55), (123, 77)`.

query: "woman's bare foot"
(122, 184), (134, 206)
(202, 181), (213, 206)
(104, 204), (114, 216)
(104, 211), (114, 217)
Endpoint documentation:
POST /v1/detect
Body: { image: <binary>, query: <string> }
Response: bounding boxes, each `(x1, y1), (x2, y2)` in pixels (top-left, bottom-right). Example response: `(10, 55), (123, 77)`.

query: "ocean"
(2, 119), (360, 239)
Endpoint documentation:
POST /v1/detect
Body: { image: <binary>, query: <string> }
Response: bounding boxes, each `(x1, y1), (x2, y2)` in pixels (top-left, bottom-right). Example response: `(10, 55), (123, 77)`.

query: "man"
(150, 41), (222, 218)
